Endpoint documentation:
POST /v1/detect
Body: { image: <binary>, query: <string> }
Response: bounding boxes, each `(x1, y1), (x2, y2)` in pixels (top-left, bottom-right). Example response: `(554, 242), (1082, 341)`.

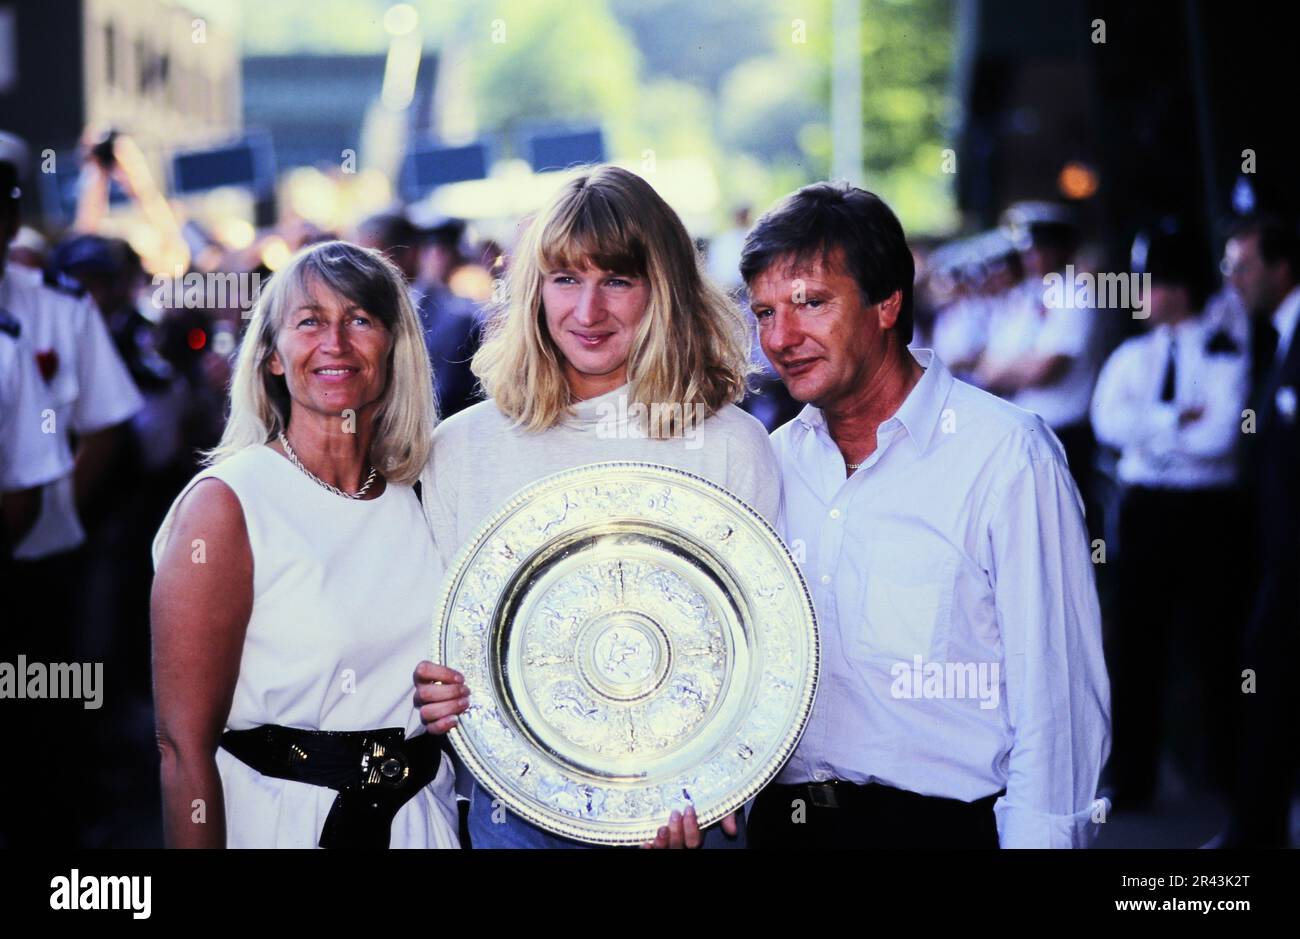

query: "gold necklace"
(278, 433), (377, 500)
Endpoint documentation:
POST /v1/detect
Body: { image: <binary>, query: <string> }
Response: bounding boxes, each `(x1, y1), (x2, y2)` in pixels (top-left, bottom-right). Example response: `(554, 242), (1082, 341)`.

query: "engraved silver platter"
(434, 461), (819, 845)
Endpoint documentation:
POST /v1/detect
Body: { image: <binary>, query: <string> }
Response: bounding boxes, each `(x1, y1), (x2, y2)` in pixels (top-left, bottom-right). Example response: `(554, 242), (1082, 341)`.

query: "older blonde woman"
(412, 165), (781, 849)
(151, 242), (461, 848)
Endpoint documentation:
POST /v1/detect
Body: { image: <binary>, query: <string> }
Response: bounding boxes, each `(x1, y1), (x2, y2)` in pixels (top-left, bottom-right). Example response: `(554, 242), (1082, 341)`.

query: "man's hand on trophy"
(413, 661), (471, 734)
(640, 806), (740, 849)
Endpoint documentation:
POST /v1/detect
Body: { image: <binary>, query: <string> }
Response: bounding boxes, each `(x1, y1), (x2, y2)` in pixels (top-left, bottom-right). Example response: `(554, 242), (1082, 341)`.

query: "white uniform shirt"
(772, 350), (1110, 848)
(929, 295), (991, 368)
(985, 279), (1105, 429)
(420, 383), (782, 565)
(0, 265), (144, 559)
(1203, 287), (1250, 352)
(0, 328), (73, 492)
(1091, 318), (1248, 489)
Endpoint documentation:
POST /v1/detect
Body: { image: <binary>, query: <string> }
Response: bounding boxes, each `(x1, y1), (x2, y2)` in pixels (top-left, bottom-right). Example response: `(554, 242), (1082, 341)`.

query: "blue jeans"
(467, 782), (748, 849)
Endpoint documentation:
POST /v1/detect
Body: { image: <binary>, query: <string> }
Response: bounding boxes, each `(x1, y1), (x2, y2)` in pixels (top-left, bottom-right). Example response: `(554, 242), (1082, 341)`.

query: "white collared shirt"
(0, 265), (143, 558)
(1203, 287), (1249, 350)
(772, 350), (1110, 848)
(984, 280), (1106, 429)
(1091, 317), (1248, 489)
(928, 295), (992, 369)
(1, 329), (72, 492)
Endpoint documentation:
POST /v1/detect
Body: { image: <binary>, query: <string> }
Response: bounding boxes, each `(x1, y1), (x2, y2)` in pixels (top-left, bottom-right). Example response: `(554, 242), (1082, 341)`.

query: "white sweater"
(419, 384), (782, 569)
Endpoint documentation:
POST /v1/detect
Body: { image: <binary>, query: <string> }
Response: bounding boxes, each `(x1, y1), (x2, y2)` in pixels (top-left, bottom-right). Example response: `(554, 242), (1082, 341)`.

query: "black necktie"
(1160, 339), (1177, 403)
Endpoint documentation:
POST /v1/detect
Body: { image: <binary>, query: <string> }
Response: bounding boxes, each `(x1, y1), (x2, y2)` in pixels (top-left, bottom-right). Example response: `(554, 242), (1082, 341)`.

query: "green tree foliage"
(464, 0), (642, 156)
(801, 0), (958, 232)
(634, 80), (720, 163)
(717, 55), (824, 167)
(609, 0), (782, 93)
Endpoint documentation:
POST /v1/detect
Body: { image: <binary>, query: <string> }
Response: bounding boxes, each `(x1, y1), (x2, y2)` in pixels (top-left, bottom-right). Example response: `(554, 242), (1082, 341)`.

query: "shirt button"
(820, 574), (831, 585)
(829, 508), (841, 519)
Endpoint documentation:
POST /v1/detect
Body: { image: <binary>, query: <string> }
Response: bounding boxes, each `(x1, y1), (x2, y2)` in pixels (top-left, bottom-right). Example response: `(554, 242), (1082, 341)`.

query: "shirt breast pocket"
(38, 353), (79, 421)
(855, 545), (956, 664)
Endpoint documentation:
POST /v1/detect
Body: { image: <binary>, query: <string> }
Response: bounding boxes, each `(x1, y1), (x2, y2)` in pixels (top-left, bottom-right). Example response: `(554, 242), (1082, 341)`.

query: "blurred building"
(240, 0), (462, 191)
(0, 0), (240, 217)
(244, 53), (435, 173)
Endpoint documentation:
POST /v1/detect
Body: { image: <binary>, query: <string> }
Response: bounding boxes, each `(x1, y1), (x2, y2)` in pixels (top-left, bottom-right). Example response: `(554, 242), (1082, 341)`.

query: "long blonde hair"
(473, 165), (755, 435)
(204, 240), (435, 484)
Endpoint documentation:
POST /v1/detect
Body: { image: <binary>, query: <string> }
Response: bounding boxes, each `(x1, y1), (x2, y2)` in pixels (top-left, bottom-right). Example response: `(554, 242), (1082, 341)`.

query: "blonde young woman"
(151, 242), (460, 848)
(412, 165), (781, 849)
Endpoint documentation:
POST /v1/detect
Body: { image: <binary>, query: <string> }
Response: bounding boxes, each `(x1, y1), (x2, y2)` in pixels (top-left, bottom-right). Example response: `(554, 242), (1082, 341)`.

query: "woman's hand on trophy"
(413, 661), (471, 734)
(640, 806), (740, 848)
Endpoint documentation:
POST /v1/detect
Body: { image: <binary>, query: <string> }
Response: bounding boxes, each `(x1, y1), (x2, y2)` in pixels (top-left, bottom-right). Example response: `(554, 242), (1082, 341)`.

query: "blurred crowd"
(2, 123), (1297, 846)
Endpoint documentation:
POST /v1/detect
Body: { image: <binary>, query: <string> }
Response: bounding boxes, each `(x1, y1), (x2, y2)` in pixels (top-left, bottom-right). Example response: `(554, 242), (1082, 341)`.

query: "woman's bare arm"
(151, 478), (253, 848)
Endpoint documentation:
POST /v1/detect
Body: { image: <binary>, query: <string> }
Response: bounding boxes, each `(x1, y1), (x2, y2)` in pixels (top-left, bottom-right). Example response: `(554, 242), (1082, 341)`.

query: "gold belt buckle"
(807, 782), (839, 809)
(361, 739), (409, 789)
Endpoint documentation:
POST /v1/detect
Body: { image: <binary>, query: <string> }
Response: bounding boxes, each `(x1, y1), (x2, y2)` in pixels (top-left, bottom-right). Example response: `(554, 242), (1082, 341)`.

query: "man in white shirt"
(1, 140), (143, 831)
(1090, 227), (1250, 809)
(0, 155), (72, 544)
(1, 134), (145, 563)
(739, 182), (1110, 848)
(975, 205), (1108, 537)
(927, 231), (1020, 380)
(0, 179), (144, 565)
(0, 140), (71, 548)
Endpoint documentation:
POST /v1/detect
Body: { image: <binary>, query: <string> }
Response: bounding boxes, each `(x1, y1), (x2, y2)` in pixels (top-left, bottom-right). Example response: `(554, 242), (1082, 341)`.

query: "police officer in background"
(927, 231), (1021, 380)
(0, 187), (72, 551)
(1, 151), (73, 550)
(975, 203), (1108, 532)
(1, 132), (142, 582)
(1090, 227), (1251, 808)
(0, 131), (143, 846)
(1, 155), (72, 852)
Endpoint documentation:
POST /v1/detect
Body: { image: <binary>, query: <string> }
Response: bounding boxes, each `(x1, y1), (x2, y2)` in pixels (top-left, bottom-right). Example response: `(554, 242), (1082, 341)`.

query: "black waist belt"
(773, 780), (1004, 813)
(220, 724), (445, 849)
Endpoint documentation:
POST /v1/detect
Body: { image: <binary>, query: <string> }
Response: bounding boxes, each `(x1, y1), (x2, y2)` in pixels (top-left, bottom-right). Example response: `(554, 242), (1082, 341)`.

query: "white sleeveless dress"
(152, 444), (459, 848)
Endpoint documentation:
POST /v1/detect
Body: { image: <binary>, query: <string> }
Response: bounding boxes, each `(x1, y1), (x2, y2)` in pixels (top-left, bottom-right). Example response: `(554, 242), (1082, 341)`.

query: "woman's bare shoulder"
(159, 476), (249, 561)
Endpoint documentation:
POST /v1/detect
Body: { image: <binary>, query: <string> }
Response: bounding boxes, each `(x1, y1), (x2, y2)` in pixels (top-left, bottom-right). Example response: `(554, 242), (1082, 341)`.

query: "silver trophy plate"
(434, 461), (819, 844)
